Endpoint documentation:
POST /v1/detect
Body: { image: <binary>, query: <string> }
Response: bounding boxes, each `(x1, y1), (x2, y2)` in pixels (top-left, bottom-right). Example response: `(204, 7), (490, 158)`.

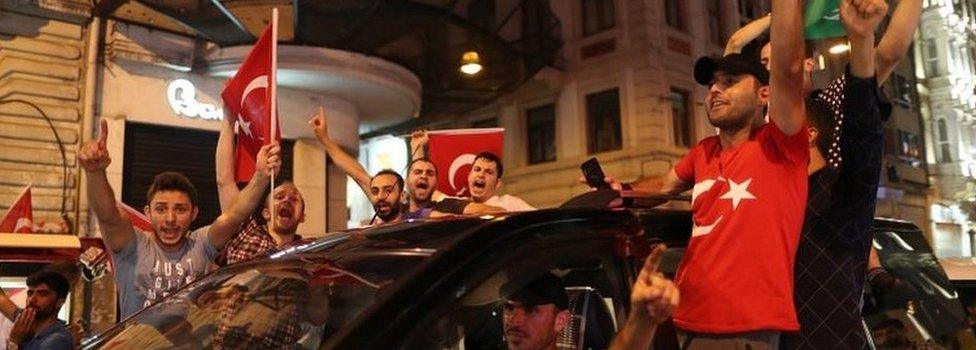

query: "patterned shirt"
(221, 218), (302, 266)
(782, 72), (887, 349)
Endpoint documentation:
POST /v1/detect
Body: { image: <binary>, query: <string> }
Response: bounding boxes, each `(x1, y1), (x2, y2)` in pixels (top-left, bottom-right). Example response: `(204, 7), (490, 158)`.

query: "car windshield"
(87, 250), (430, 349)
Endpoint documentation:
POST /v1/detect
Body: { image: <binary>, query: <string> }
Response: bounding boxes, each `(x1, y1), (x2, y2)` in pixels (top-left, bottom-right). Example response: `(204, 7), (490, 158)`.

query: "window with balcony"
(938, 119), (952, 163)
(669, 88), (693, 147)
(586, 88), (622, 154)
(925, 38), (941, 77)
(664, 0), (685, 30)
(706, 1), (725, 45)
(525, 103), (557, 164)
(582, 0), (615, 36)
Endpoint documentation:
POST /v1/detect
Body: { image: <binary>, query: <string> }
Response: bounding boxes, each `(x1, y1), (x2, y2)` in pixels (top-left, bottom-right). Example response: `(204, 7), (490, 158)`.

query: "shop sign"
(167, 79), (223, 120)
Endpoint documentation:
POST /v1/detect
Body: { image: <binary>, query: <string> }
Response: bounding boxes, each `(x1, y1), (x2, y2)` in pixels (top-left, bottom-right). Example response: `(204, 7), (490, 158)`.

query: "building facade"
(409, 0), (933, 239)
(917, 0), (976, 257)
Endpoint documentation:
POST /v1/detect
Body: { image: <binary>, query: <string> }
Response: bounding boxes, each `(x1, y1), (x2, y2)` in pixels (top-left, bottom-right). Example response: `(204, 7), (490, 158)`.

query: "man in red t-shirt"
(602, 1), (808, 348)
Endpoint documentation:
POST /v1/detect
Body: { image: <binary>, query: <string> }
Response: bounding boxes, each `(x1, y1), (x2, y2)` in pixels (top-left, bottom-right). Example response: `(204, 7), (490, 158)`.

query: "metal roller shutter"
(121, 122), (293, 230)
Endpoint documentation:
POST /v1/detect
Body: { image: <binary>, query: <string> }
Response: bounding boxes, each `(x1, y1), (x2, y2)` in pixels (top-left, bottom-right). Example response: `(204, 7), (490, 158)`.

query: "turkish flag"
(221, 21), (280, 182)
(117, 201), (153, 234)
(427, 128), (504, 196)
(0, 185), (32, 233)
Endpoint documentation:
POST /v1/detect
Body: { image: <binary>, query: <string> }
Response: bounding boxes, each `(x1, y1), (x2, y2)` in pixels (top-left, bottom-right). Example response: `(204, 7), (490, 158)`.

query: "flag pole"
(269, 7), (279, 236)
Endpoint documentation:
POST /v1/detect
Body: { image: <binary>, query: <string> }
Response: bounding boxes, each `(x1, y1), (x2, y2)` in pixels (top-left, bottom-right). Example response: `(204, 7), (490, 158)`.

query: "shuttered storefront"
(121, 122), (293, 229)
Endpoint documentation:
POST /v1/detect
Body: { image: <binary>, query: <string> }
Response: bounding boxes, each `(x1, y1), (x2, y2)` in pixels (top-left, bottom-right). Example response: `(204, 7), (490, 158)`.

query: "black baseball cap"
(694, 53), (769, 86)
(501, 272), (569, 310)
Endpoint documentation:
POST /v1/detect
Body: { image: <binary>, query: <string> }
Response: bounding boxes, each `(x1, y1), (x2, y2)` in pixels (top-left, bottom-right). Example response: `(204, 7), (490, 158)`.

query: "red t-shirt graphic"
(672, 122), (809, 333)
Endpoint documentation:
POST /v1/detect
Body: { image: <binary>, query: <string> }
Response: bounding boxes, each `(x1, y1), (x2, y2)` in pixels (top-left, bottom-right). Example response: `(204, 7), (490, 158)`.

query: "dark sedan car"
(82, 206), (971, 349)
(83, 208), (658, 349)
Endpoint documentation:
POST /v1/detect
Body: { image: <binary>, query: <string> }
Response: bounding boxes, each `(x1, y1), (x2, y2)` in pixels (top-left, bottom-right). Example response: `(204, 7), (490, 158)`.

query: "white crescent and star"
(690, 177), (757, 237)
(14, 218), (31, 232)
(237, 75), (268, 139)
(448, 153), (477, 191)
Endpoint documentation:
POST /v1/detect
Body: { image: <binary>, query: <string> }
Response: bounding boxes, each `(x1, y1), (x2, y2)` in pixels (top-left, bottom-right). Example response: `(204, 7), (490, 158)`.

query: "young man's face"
(502, 301), (568, 350)
(145, 190), (198, 247)
(26, 283), (64, 321)
(468, 158), (500, 203)
(370, 174), (403, 221)
(705, 72), (766, 130)
(262, 183), (306, 234)
(407, 161), (437, 204)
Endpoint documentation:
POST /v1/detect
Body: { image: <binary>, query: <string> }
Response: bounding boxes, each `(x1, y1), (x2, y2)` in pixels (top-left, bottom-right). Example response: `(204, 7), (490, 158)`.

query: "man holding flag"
(79, 119), (281, 318)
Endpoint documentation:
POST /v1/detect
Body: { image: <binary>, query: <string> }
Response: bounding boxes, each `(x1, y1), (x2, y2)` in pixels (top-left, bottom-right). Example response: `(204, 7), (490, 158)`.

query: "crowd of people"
(0, 0), (925, 349)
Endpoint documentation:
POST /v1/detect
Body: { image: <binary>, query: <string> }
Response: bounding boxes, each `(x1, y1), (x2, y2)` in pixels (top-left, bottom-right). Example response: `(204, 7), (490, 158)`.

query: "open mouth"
(709, 100), (728, 110)
(277, 206), (294, 219)
(160, 227), (181, 238)
(416, 182), (429, 190)
(472, 179), (486, 190)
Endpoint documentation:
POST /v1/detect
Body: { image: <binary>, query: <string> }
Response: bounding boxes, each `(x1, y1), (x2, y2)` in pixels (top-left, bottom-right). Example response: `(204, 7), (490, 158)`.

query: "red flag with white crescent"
(427, 128), (504, 196)
(117, 201), (154, 234)
(221, 18), (281, 182)
(0, 185), (32, 233)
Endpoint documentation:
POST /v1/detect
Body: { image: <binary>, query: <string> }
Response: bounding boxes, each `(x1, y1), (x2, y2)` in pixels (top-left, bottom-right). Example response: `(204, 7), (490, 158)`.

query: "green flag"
(805, 0), (846, 39)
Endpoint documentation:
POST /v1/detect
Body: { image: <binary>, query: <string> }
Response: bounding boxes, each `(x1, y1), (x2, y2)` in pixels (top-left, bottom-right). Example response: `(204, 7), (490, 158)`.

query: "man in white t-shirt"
(466, 152), (535, 211)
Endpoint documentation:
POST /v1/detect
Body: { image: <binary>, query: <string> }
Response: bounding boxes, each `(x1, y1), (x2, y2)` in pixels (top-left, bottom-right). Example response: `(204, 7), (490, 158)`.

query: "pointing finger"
(640, 244), (667, 282)
(98, 119), (108, 146)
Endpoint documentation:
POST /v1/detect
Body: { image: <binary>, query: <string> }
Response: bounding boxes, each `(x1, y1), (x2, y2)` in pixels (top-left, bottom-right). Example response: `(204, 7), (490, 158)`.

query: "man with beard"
(216, 116), (307, 264)
(308, 110), (409, 224)
(308, 108), (501, 221)
(0, 271), (73, 350)
(368, 169), (407, 223)
(500, 273), (570, 350)
(598, 0), (808, 346)
(79, 119), (280, 318)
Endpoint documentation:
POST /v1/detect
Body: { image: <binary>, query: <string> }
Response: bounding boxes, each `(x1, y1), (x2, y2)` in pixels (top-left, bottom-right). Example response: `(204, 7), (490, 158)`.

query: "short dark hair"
(373, 169), (404, 191)
(27, 270), (70, 300)
(473, 152), (504, 179)
(146, 172), (197, 207)
(408, 158), (437, 174)
(807, 96), (835, 157)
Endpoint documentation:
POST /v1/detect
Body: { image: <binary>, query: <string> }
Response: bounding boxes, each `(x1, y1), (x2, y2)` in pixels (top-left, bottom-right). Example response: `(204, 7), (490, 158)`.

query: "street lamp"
(828, 42), (850, 55)
(460, 51), (483, 75)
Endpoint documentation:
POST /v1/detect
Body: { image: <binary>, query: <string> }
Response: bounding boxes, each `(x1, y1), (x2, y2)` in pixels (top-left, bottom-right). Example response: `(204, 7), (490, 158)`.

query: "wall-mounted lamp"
(460, 51), (483, 75)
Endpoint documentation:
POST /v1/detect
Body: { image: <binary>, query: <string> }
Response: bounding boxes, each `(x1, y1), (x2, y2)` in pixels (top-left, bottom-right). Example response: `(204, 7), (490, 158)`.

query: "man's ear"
(808, 126), (820, 146)
(554, 309), (571, 333)
(495, 179), (503, 190)
(143, 205), (151, 217)
(804, 57), (816, 73)
(191, 206), (199, 222)
(262, 207), (271, 220)
(758, 85), (770, 105)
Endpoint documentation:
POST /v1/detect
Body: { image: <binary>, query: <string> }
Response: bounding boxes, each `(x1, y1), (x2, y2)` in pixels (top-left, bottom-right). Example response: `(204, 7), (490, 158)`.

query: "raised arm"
(0, 287), (17, 321)
(769, 0), (807, 136)
(875, 0), (921, 84)
(843, 0), (887, 79)
(215, 110), (241, 212)
(79, 119), (134, 253)
(725, 14), (771, 55)
(409, 130), (428, 160)
(309, 107), (371, 194)
(609, 246), (678, 350)
(208, 143), (279, 249)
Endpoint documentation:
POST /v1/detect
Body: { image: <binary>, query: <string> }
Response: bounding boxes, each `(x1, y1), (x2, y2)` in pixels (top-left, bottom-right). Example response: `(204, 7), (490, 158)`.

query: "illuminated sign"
(167, 79), (223, 120)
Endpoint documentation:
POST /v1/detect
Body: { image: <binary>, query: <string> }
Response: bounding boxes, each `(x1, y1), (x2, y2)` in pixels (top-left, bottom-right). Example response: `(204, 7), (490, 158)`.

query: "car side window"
(401, 232), (632, 350)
